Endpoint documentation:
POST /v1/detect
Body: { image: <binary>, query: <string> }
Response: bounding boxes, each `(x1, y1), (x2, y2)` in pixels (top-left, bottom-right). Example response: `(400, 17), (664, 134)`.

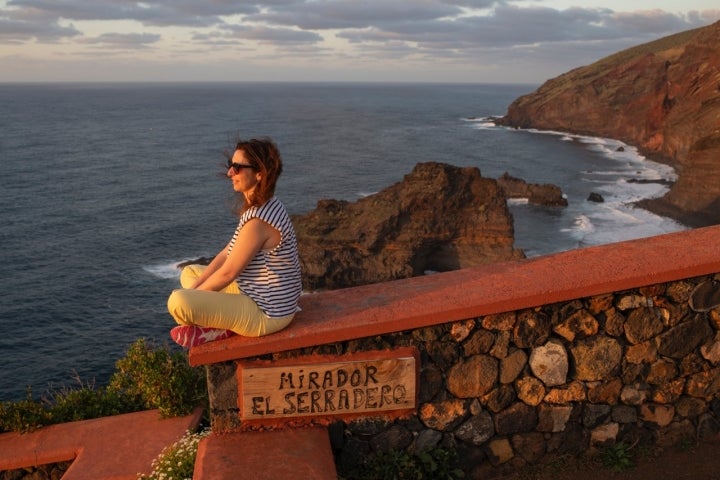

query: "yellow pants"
(167, 265), (293, 337)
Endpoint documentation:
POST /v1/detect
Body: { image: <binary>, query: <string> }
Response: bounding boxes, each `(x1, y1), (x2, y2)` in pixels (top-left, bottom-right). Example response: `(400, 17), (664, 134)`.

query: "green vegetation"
(599, 441), (634, 472)
(0, 338), (207, 433)
(109, 338), (207, 418)
(537, 25), (701, 94)
(340, 447), (465, 480)
(139, 428), (210, 480)
(595, 27), (701, 69)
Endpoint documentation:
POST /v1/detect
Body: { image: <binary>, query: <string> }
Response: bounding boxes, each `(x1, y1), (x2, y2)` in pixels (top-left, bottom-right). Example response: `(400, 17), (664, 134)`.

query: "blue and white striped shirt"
(228, 197), (302, 318)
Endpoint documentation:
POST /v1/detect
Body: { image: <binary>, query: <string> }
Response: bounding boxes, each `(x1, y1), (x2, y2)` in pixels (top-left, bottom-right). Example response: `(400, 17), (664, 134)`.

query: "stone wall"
(206, 273), (720, 476)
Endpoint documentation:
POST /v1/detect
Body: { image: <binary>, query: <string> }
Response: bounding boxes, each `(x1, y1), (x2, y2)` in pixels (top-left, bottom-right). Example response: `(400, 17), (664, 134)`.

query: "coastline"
(612, 144), (717, 228)
(634, 196), (714, 229)
(491, 120), (695, 232)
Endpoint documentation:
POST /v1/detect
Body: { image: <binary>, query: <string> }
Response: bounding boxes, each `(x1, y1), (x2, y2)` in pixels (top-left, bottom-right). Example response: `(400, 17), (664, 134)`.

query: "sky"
(1, 0), (718, 84)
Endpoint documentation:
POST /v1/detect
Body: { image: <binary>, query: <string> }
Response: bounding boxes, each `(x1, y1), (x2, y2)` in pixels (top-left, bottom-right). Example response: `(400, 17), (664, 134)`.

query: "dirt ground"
(483, 441), (720, 480)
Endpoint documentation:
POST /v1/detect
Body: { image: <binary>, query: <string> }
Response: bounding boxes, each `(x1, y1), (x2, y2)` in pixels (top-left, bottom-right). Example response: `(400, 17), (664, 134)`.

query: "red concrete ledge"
(0, 408), (203, 480)
(194, 427), (337, 480)
(190, 225), (720, 366)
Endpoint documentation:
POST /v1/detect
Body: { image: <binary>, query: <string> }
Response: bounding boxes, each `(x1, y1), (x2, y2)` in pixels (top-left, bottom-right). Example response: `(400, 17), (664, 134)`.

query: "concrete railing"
(190, 225), (720, 476)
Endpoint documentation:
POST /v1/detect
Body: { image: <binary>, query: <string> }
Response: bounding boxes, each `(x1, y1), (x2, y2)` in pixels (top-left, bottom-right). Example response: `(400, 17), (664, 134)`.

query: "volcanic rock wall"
(275, 274), (720, 476)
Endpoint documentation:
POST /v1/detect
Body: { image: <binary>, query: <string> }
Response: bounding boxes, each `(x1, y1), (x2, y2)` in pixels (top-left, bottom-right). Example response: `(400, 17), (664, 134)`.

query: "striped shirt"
(227, 196), (302, 318)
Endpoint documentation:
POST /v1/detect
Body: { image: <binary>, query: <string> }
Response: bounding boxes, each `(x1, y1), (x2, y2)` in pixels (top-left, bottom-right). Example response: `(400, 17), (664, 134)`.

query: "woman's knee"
(167, 289), (192, 325)
(179, 265), (205, 289)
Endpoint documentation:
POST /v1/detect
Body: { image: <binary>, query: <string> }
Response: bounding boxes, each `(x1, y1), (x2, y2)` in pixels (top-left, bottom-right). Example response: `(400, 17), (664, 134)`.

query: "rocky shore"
(292, 162), (565, 291)
(497, 20), (720, 228)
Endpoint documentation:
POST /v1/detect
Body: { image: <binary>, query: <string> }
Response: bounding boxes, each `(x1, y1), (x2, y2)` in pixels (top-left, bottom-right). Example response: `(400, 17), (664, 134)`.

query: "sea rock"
(497, 172), (568, 206)
(587, 192), (604, 203)
(292, 161), (525, 290)
(497, 21), (720, 227)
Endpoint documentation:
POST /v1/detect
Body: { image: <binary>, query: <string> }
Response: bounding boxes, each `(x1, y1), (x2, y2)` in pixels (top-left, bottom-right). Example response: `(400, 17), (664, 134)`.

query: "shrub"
(108, 338), (207, 418)
(599, 442), (634, 472)
(342, 447), (465, 480)
(0, 339), (207, 433)
(0, 387), (53, 432)
(138, 428), (210, 480)
(49, 376), (146, 423)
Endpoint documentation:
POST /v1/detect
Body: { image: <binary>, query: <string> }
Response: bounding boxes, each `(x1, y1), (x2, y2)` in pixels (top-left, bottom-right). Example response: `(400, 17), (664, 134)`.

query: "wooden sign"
(238, 347), (417, 421)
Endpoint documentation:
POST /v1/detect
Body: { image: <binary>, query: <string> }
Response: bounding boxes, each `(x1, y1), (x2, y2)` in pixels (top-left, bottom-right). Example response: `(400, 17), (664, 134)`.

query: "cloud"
(0, 5), (80, 42)
(2, 1), (716, 47)
(79, 32), (161, 49)
(5, 0), (262, 26)
(246, 0), (464, 30)
(223, 24), (323, 45)
(1, 0), (719, 82)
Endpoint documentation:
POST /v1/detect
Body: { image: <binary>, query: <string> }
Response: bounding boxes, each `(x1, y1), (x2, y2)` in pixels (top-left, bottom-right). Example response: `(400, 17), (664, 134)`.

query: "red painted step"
(194, 427), (337, 480)
(0, 408), (203, 479)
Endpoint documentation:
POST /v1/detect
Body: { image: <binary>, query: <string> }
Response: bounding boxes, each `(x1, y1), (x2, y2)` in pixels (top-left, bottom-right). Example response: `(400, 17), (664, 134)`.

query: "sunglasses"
(227, 160), (257, 173)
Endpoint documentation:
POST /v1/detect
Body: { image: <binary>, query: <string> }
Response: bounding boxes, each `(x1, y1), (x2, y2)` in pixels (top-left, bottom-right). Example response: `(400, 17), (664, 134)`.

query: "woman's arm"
(194, 218), (279, 292)
(188, 243), (231, 289)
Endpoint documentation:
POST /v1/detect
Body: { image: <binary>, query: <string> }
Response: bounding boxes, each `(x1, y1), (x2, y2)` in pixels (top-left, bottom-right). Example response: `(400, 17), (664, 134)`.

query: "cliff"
(292, 162), (527, 291)
(498, 20), (720, 227)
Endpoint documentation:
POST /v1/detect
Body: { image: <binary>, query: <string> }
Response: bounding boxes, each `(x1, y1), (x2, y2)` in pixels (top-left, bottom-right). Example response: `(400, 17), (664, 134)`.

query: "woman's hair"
(227, 137), (283, 212)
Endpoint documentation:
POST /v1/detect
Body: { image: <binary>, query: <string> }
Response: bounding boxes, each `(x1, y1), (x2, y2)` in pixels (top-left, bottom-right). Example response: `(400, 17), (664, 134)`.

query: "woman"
(167, 138), (302, 348)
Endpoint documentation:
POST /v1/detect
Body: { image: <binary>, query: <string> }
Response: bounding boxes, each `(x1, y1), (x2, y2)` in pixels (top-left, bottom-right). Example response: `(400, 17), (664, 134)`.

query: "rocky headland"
(292, 162), (565, 291)
(497, 20), (720, 227)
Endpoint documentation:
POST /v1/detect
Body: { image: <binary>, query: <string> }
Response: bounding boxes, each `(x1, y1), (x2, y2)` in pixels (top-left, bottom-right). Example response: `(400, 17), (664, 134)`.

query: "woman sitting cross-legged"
(167, 137), (302, 348)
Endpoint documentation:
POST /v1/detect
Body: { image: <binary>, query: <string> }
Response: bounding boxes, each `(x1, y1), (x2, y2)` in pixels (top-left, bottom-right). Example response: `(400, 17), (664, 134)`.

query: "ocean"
(0, 82), (685, 402)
